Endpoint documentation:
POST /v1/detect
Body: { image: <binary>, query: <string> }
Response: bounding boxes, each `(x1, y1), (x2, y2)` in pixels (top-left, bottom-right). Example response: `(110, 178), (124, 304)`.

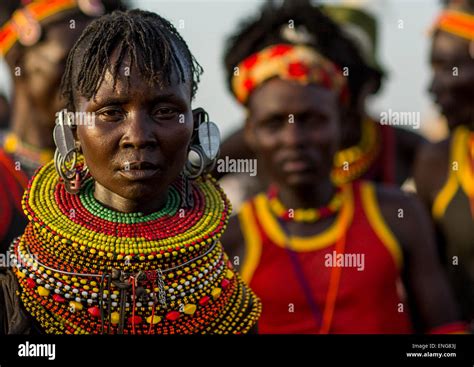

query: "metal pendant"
(53, 111), (75, 159)
(198, 120), (220, 161)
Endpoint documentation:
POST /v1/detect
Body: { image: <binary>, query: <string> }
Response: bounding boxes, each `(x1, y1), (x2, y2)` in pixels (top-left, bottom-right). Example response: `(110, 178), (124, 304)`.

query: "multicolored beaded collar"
(331, 118), (380, 185)
(10, 160), (261, 334)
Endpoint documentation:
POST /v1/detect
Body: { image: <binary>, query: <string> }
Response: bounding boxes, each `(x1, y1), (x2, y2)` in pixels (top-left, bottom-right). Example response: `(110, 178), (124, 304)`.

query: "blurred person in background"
(415, 0), (474, 331)
(216, 0), (426, 213)
(221, 1), (466, 334)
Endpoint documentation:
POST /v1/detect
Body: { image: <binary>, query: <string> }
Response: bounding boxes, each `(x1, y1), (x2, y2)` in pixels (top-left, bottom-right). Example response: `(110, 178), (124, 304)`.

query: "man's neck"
(277, 178), (336, 209)
(10, 90), (54, 151)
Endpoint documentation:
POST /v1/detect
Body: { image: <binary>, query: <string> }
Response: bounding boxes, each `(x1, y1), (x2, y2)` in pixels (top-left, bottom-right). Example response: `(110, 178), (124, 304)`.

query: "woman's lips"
(119, 168), (160, 180)
(118, 161), (160, 180)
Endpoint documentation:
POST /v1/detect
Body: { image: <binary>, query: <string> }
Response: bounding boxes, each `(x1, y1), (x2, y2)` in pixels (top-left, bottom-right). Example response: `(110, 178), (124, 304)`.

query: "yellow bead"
(111, 312), (120, 325)
(38, 286), (50, 297)
(69, 301), (83, 311)
(211, 287), (222, 300)
(146, 315), (161, 324)
(17, 271), (26, 278)
(226, 269), (234, 279)
(183, 304), (197, 315)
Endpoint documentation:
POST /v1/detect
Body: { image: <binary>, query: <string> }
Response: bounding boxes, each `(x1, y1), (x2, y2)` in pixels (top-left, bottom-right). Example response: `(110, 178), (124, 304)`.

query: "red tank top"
(238, 180), (412, 334)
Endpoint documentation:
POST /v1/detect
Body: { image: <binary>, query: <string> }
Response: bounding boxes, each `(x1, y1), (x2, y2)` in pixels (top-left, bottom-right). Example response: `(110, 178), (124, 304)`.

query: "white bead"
(136, 302), (142, 307)
(72, 288), (79, 294)
(65, 294), (70, 298)
(168, 288), (174, 293)
(192, 277), (197, 282)
(75, 297), (81, 302)
(111, 294), (117, 299)
(91, 293), (97, 299)
(64, 285), (70, 291)
(185, 281), (190, 286)
(87, 299), (93, 304)
(177, 285), (183, 290)
(82, 291), (88, 297)
(180, 292), (185, 297)
(55, 289), (61, 294)
(171, 295), (176, 300)
(112, 302), (118, 307)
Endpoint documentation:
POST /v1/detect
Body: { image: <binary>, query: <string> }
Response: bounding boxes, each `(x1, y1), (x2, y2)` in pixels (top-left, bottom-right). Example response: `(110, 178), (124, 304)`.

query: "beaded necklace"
(3, 132), (53, 176)
(267, 185), (343, 223)
(11, 159), (261, 334)
(467, 132), (474, 218)
(331, 118), (380, 185)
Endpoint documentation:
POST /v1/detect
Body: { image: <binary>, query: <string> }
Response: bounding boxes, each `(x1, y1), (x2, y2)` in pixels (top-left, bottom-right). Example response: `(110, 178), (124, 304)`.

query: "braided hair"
(61, 9), (203, 110)
(223, 0), (382, 104)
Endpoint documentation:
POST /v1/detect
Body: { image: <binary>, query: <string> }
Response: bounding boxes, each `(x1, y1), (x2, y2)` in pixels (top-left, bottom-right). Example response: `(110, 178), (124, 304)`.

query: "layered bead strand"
(10, 160), (261, 334)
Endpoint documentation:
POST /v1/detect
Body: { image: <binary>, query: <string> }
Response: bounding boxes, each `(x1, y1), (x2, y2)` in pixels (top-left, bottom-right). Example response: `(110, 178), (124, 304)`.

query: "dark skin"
(428, 31), (474, 131)
(415, 30), (474, 213)
(222, 78), (461, 331)
(0, 94), (10, 130)
(215, 74), (426, 187)
(5, 14), (91, 151)
(75, 53), (194, 214)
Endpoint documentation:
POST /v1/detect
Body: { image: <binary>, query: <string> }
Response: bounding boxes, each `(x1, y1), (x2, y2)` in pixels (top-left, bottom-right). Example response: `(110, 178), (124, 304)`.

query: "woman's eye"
(154, 107), (178, 118)
(97, 108), (124, 122)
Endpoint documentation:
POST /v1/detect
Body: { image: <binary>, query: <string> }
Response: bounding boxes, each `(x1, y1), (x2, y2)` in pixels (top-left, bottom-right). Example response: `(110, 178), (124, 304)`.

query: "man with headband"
(221, 2), (467, 334)
(415, 0), (474, 331)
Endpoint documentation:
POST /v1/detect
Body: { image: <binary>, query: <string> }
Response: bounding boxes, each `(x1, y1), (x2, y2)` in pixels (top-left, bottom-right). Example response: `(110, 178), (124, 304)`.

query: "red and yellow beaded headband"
(0, 0), (105, 56)
(433, 10), (474, 40)
(231, 43), (349, 105)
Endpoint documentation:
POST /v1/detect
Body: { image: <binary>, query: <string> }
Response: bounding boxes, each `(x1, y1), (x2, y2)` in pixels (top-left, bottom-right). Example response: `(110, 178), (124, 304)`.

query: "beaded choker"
(331, 118), (380, 185)
(267, 185), (343, 223)
(3, 133), (54, 177)
(10, 160), (261, 334)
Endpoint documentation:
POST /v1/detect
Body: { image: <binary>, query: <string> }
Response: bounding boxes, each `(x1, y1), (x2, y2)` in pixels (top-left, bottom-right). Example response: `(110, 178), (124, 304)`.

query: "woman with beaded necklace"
(0, 0), (127, 254)
(0, 9), (261, 335)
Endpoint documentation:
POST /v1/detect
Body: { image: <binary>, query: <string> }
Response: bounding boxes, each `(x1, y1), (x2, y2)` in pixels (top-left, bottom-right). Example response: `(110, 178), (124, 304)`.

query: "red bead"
(221, 279), (230, 289)
(88, 306), (101, 318)
(26, 278), (36, 288)
(166, 311), (180, 321)
(53, 294), (66, 303)
(128, 315), (142, 325)
(199, 296), (210, 306)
